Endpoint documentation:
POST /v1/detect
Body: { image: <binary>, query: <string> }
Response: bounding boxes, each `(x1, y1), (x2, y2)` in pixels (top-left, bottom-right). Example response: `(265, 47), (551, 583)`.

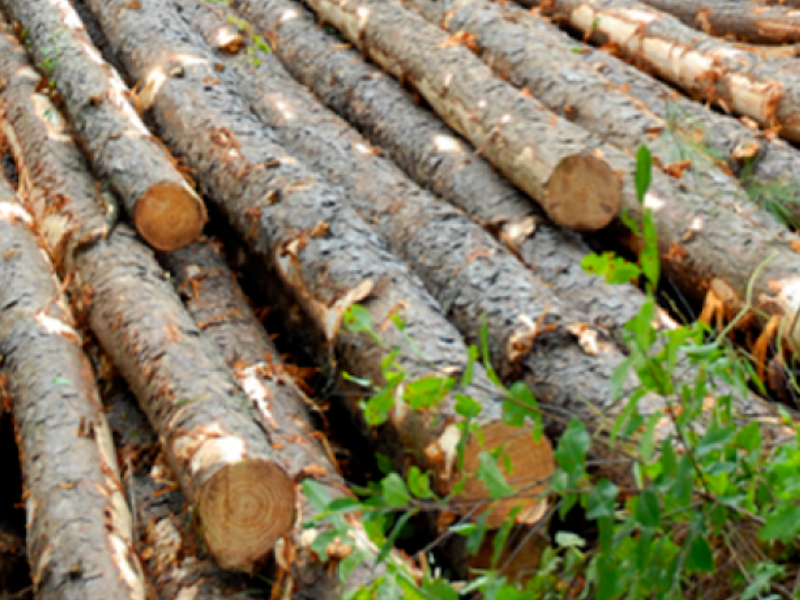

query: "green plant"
(305, 145), (800, 600)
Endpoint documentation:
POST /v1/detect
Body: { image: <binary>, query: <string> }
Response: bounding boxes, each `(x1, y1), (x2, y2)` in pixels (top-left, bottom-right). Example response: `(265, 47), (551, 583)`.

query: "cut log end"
(456, 422), (554, 529)
(133, 182), (207, 251)
(544, 154), (621, 232)
(197, 459), (296, 573)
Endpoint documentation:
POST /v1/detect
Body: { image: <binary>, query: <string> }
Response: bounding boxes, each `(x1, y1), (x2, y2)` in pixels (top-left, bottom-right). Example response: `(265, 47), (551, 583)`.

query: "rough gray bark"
(161, 239), (404, 598)
(230, 0), (648, 337)
(102, 375), (268, 600)
(495, 1), (800, 228)
(532, 0), (800, 143)
(265, 0), (628, 232)
(0, 0), (207, 251)
(248, 0), (800, 356)
(637, 0), (800, 44)
(0, 170), (147, 600)
(402, 0), (785, 232)
(0, 20), (295, 573)
(80, 0), (551, 528)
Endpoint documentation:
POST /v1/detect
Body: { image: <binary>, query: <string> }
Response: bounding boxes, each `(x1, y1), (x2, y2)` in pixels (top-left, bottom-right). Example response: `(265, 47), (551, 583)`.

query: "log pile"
(1, 0), (800, 596)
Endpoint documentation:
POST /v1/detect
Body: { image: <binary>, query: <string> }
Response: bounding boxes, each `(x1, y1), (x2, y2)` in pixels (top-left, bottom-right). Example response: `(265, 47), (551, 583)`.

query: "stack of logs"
(1, 0), (800, 598)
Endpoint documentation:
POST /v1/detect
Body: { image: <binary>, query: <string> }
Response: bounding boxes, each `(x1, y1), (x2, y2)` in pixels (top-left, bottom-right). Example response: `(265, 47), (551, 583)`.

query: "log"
(244, 0), (800, 356)
(79, 0), (549, 528)
(0, 170), (147, 599)
(102, 375), (268, 600)
(0, 0), (207, 251)
(160, 239), (406, 598)
(531, 0), (800, 143)
(0, 20), (296, 573)
(230, 0), (649, 339)
(401, 0), (785, 232)
(263, 0), (627, 232)
(635, 0), (800, 44)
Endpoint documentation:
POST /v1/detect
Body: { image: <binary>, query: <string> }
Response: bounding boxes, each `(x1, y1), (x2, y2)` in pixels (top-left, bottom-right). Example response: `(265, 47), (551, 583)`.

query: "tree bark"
(0, 0), (207, 251)
(243, 0), (800, 356)
(636, 0), (800, 44)
(161, 239), (408, 598)
(402, 0), (785, 232)
(79, 0), (552, 528)
(102, 376), (269, 600)
(230, 0), (648, 338)
(532, 0), (800, 143)
(271, 0), (627, 231)
(0, 170), (147, 600)
(0, 20), (296, 573)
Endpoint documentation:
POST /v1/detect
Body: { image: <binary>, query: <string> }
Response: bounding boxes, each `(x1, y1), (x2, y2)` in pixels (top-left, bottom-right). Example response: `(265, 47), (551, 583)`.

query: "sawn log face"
(0, 171), (146, 600)
(0, 21), (295, 573)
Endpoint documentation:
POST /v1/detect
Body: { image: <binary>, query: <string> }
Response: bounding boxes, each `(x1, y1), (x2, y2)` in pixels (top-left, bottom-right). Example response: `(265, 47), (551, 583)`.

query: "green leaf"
(466, 511), (489, 555)
(375, 453), (394, 475)
(454, 393), (482, 419)
(502, 381), (539, 428)
(404, 376), (453, 410)
(362, 388), (395, 427)
(381, 473), (411, 508)
(477, 451), (515, 500)
(686, 535), (715, 574)
(303, 479), (333, 513)
(51, 376), (71, 386)
(554, 419), (590, 484)
(634, 489), (660, 528)
(460, 345), (478, 388)
(343, 304), (373, 333)
(759, 504), (800, 543)
(376, 509), (416, 565)
(406, 466), (434, 500)
(634, 144), (653, 205)
(585, 479), (618, 520)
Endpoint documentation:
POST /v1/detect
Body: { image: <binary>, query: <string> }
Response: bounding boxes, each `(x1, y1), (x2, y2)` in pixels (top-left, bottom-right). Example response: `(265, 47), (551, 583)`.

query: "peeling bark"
(266, 0), (626, 231)
(532, 0), (800, 143)
(78, 0), (554, 528)
(230, 0), (647, 338)
(161, 239), (404, 598)
(636, 0), (800, 45)
(0, 0), (207, 251)
(0, 21), (295, 573)
(0, 171), (146, 600)
(402, 0), (785, 232)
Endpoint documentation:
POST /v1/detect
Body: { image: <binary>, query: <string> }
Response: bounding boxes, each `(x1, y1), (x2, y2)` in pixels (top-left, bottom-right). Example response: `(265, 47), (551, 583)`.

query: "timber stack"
(0, 0), (799, 596)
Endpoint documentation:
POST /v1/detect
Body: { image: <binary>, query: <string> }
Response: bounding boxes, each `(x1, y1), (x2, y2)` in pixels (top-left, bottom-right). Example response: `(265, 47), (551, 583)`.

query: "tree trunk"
(274, 0), (627, 231)
(230, 0), (648, 339)
(79, 0), (551, 529)
(636, 0), (800, 44)
(161, 239), (411, 598)
(0, 0), (207, 251)
(242, 0), (800, 357)
(401, 0), (785, 232)
(0, 21), (296, 573)
(533, 0), (800, 143)
(102, 376), (269, 600)
(0, 170), (147, 600)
